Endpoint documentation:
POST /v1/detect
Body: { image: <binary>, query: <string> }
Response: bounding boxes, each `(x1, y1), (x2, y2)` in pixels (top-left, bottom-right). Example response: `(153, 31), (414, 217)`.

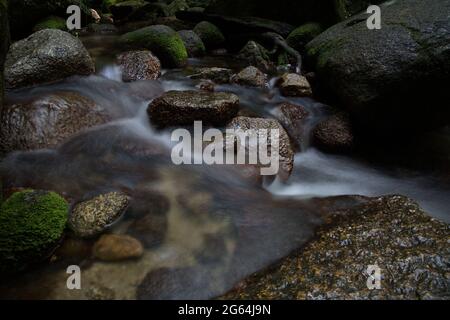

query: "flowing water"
(1, 35), (449, 299)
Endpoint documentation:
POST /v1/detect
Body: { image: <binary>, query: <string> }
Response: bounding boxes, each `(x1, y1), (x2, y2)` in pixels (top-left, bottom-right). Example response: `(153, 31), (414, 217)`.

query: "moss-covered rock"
(178, 29), (205, 57)
(119, 25), (188, 67)
(306, 0), (450, 138)
(33, 15), (67, 32)
(193, 21), (225, 49)
(286, 23), (323, 52)
(0, 190), (68, 273)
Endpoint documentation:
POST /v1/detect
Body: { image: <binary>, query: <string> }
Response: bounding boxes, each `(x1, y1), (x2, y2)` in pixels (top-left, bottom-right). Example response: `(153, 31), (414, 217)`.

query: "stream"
(0, 34), (449, 299)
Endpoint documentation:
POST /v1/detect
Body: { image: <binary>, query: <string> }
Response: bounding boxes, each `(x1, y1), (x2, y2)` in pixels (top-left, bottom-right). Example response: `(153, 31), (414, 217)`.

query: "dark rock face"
(178, 29), (206, 57)
(224, 195), (450, 300)
(205, 0), (374, 27)
(0, 92), (111, 154)
(227, 116), (294, 180)
(313, 113), (355, 153)
(273, 102), (310, 150)
(117, 50), (161, 82)
(193, 21), (225, 49)
(231, 66), (267, 88)
(148, 90), (239, 127)
(306, 0), (450, 138)
(4, 29), (95, 89)
(0, 0), (9, 113)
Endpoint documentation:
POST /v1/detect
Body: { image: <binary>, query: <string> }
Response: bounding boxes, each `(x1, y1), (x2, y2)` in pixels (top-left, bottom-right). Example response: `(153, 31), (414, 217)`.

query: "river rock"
(237, 41), (274, 73)
(93, 234), (144, 261)
(68, 192), (130, 238)
(193, 21), (225, 49)
(305, 0), (450, 138)
(190, 67), (233, 84)
(225, 195), (450, 300)
(4, 29), (95, 89)
(32, 15), (67, 32)
(278, 73), (312, 97)
(0, 92), (111, 154)
(119, 25), (188, 68)
(178, 30), (206, 57)
(118, 50), (161, 82)
(231, 66), (267, 88)
(273, 102), (310, 150)
(148, 90), (239, 127)
(313, 113), (355, 153)
(286, 23), (323, 52)
(227, 116), (294, 180)
(110, 0), (148, 20)
(0, 190), (68, 273)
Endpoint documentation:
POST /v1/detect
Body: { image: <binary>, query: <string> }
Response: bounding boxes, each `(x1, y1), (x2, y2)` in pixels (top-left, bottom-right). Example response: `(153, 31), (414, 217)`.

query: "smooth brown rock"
(93, 234), (144, 262)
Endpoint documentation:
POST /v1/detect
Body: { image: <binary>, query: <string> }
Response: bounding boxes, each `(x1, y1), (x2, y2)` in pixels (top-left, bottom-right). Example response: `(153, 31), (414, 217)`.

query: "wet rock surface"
(193, 21), (225, 49)
(93, 234), (144, 262)
(278, 73), (312, 97)
(224, 195), (450, 300)
(273, 102), (310, 150)
(148, 90), (239, 127)
(227, 116), (294, 180)
(4, 29), (95, 89)
(313, 113), (355, 153)
(68, 192), (130, 238)
(231, 66), (267, 88)
(0, 91), (112, 154)
(118, 50), (161, 82)
(190, 67), (233, 84)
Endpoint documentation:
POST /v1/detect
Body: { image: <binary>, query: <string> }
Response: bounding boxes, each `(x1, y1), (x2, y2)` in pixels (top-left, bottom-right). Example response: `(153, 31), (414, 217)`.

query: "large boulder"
(224, 195), (450, 300)
(0, 190), (68, 273)
(148, 90), (239, 126)
(313, 113), (355, 153)
(118, 25), (188, 67)
(306, 0), (450, 138)
(4, 29), (95, 89)
(0, 91), (111, 154)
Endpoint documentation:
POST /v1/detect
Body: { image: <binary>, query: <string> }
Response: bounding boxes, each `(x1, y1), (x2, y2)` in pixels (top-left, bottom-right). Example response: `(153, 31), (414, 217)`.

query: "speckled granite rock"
(224, 195), (450, 300)
(68, 192), (130, 238)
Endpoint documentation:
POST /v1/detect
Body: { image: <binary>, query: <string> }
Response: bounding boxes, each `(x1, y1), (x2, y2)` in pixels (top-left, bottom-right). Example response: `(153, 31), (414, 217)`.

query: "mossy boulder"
(33, 16), (67, 32)
(178, 29), (205, 57)
(193, 21), (225, 49)
(286, 23), (323, 52)
(119, 25), (188, 67)
(306, 0), (450, 138)
(0, 190), (69, 273)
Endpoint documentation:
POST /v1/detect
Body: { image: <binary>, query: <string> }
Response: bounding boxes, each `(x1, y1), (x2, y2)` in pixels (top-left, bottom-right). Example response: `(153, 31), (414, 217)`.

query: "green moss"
(119, 25), (188, 67)
(193, 21), (225, 49)
(0, 190), (68, 273)
(33, 15), (67, 32)
(287, 23), (323, 51)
